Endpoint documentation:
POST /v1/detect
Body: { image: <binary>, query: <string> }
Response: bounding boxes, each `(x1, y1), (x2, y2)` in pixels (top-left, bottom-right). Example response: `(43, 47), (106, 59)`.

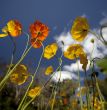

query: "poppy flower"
(29, 20), (49, 41)
(71, 17), (89, 42)
(45, 66), (54, 75)
(30, 38), (42, 48)
(43, 43), (58, 59)
(0, 20), (22, 37)
(28, 86), (41, 98)
(10, 64), (29, 85)
(64, 44), (88, 70)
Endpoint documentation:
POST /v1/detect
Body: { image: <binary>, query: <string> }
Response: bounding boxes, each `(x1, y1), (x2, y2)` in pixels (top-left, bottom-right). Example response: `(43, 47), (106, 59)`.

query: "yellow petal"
(45, 66), (54, 75)
(0, 33), (8, 38)
(28, 86), (41, 98)
(64, 44), (84, 60)
(64, 44), (88, 71)
(71, 17), (89, 42)
(10, 64), (29, 85)
(2, 26), (8, 33)
(44, 43), (58, 59)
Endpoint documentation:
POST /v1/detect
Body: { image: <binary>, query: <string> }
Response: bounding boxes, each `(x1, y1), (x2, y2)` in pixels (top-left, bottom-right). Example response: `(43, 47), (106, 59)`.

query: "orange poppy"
(29, 20), (49, 41)
(0, 20), (22, 37)
(30, 38), (42, 48)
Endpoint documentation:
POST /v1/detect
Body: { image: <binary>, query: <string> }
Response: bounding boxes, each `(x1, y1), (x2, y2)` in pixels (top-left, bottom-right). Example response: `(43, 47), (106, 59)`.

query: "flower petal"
(44, 43), (58, 59)
(0, 33), (8, 38)
(45, 66), (54, 75)
(71, 17), (89, 42)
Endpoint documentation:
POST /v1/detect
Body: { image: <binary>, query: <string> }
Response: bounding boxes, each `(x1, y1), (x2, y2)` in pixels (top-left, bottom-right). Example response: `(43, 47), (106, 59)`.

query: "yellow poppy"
(64, 44), (84, 59)
(10, 64), (28, 85)
(43, 43), (58, 59)
(0, 20), (22, 38)
(71, 17), (89, 42)
(45, 66), (54, 75)
(64, 44), (88, 70)
(28, 86), (41, 98)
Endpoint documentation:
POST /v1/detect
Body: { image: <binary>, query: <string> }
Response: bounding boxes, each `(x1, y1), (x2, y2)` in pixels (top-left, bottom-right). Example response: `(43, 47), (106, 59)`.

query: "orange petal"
(31, 38), (42, 48)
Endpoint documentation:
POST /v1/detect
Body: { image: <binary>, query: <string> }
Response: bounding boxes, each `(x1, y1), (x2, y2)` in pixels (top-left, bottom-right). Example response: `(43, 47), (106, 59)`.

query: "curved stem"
(90, 59), (105, 110)
(0, 37), (16, 90)
(0, 32), (30, 91)
(17, 41), (44, 110)
(89, 30), (107, 46)
(100, 26), (107, 45)
(21, 31), (30, 56)
(17, 75), (33, 110)
(22, 56), (63, 110)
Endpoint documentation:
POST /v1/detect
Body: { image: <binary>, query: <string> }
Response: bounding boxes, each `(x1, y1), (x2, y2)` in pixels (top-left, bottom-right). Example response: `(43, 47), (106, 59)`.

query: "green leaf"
(96, 57), (107, 74)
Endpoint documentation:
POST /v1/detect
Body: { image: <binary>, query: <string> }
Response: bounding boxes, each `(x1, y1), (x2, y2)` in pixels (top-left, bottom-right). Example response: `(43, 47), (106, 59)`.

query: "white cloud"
(53, 17), (107, 82)
(55, 30), (107, 59)
(52, 71), (78, 82)
(63, 60), (90, 72)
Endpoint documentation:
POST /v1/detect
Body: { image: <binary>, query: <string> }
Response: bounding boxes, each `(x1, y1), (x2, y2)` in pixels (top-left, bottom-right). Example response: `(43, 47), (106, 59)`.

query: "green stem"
(17, 75), (33, 110)
(84, 70), (91, 110)
(89, 30), (107, 46)
(0, 41), (34, 91)
(94, 75), (105, 110)
(76, 59), (83, 110)
(22, 58), (63, 110)
(18, 42), (44, 110)
(32, 42), (44, 79)
(51, 91), (57, 110)
(0, 32), (30, 91)
(51, 64), (62, 110)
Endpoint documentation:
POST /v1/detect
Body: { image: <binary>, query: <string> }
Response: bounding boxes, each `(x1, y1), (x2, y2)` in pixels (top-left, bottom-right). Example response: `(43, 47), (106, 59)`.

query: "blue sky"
(0, 0), (107, 80)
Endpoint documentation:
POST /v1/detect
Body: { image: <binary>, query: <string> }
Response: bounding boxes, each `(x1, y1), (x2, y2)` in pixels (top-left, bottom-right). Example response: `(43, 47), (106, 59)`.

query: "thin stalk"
(84, 71), (89, 110)
(76, 59), (83, 110)
(50, 65), (62, 110)
(91, 76), (95, 110)
(17, 75), (33, 110)
(45, 82), (57, 110)
(22, 58), (63, 110)
(94, 75), (105, 110)
(51, 91), (57, 110)
(19, 42), (44, 110)
(0, 37), (16, 90)
(0, 32), (30, 91)
(0, 37), (37, 90)
(89, 30), (106, 46)
(89, 30), (102, 41)
(100, 26), (107, 45)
